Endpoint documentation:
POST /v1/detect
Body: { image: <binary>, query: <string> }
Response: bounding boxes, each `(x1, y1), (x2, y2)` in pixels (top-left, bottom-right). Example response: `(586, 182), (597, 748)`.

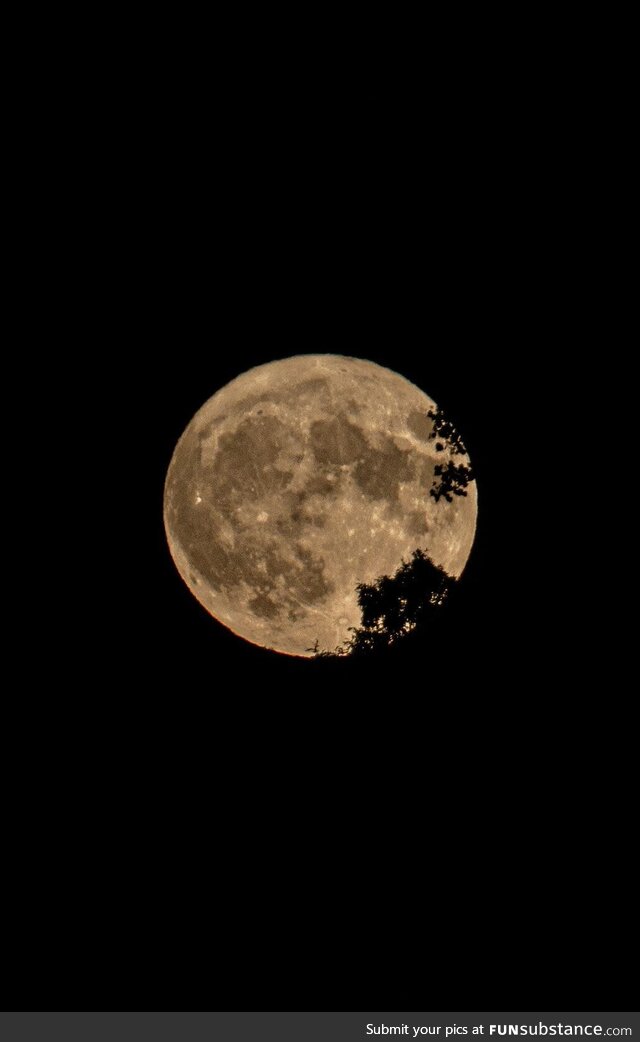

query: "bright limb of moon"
(163, 355), (477, 657)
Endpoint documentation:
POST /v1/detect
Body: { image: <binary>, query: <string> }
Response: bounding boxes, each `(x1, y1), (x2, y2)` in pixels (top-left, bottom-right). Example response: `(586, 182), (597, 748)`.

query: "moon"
(163, 355), (477, 657)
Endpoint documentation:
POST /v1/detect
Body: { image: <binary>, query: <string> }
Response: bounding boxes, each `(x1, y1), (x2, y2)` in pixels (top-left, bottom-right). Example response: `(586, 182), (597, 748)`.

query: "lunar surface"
(163, 355), (477, 657)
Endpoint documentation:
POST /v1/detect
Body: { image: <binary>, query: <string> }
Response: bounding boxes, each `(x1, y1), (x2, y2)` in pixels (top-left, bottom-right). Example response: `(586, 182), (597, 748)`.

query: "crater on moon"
(164, 354), (477, 657)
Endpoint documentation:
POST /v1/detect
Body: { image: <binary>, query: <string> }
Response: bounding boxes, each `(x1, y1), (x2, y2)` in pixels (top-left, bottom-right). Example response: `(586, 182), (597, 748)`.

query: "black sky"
(8, 55), (633, 1015)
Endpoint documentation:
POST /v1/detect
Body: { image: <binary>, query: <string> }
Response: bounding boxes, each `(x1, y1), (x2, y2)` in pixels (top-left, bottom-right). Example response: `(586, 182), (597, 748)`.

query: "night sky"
(8, 60), (631, 1016)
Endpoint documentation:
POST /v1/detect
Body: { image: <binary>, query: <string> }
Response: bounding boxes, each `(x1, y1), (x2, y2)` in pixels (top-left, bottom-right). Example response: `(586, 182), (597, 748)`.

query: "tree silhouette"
(427, 406), (467, 455)
(312, 549), (456, 657)
(430, 460), (473, 502)
(426, 406), (474, 501)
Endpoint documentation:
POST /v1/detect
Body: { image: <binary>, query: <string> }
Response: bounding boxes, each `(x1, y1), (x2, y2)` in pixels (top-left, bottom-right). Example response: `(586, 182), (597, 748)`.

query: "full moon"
(163, 355), (477, 657)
